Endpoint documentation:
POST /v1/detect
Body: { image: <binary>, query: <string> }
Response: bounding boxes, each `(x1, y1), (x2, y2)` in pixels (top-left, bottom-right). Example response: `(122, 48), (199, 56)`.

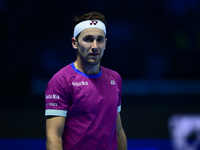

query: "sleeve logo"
(45, 94), (60, 100)
(46, 103), (58, 107)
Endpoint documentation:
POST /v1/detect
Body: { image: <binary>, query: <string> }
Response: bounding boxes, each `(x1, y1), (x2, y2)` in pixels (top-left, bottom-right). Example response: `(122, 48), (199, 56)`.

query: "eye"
(83, 36), (93, 42)
(97, 37), (104, 43)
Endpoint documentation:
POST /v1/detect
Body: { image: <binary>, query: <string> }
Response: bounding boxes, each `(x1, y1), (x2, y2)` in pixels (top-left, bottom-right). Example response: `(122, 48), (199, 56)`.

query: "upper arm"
(116, 112), (123, 133)
(46, 116), (66, 139)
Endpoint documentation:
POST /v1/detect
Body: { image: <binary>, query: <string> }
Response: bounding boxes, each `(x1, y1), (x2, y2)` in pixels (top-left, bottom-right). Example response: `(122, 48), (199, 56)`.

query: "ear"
(104, 38), (107, 50)
(72, 37), (78, 49)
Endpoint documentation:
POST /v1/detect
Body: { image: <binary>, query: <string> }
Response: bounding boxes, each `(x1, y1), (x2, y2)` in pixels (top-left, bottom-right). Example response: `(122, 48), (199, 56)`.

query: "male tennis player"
(45, 12), (127, 150)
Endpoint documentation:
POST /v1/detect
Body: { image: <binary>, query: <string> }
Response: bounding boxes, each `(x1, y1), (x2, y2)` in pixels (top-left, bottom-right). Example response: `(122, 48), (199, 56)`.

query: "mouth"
(89, 53), (100, 57)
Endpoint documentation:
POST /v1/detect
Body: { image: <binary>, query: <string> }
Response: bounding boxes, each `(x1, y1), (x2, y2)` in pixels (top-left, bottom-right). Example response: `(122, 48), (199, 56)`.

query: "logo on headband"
(90, 20), (98, 25)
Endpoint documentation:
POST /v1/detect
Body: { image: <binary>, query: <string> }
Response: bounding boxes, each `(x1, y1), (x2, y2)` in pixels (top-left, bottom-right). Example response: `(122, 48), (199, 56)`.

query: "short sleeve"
(117, 73), (122, 112)
(45, 75), (70, 117)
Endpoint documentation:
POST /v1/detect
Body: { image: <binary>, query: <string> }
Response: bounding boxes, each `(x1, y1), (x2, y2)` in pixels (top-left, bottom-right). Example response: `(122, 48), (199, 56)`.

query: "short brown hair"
(73, 12), (107, 28)
(72, 12), (107, 39)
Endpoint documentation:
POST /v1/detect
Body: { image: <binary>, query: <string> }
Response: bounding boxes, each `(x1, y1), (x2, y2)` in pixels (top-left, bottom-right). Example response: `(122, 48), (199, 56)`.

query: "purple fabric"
(45, 62), (122, 150)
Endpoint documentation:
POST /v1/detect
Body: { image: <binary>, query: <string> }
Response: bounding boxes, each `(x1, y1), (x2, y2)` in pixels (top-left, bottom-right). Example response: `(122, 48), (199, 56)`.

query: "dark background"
(0, 0), (200, 139)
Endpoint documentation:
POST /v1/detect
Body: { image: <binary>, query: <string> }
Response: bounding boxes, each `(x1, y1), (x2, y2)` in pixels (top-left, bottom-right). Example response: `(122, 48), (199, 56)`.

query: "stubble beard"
(85, 56), (101, 66)
(77, 48), (104, 67)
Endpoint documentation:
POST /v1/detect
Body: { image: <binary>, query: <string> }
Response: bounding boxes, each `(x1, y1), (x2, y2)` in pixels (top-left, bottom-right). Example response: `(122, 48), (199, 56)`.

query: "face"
(72, 28), (107, 66)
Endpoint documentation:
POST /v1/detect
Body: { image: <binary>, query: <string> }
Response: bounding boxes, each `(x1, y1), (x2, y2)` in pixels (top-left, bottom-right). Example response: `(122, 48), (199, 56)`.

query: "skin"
(46, 116), (65, 150)
(46, 28), (127, 150)
(116, 113), (127, 150)
(71, 28), (107, 74)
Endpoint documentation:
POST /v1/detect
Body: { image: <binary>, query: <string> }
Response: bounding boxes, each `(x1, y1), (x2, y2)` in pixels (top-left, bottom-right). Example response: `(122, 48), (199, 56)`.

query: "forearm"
(117, 128), (127, 150)
(46, 136), (63, 150)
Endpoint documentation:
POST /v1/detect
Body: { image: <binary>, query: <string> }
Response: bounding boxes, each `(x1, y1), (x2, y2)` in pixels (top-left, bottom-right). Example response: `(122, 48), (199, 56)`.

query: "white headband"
(73, 20), (106, 38)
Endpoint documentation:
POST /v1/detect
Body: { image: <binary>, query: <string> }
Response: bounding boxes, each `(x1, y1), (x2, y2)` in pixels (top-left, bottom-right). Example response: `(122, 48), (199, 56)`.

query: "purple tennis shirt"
(45, 62), (122, 150)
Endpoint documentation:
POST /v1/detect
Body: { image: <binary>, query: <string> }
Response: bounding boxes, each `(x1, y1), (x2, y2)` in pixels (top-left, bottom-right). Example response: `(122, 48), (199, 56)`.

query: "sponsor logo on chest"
(111, 80), (115, 85)
(72, 81), (89, 86)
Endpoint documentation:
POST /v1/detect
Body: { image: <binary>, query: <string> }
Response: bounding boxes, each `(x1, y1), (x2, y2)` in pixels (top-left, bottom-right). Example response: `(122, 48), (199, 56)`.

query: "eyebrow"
(84, 35), (105, 38)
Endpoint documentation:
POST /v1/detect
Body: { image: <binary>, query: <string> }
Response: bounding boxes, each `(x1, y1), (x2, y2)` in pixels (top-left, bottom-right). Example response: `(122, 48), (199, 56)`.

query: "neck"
(74, 60), (100, 75)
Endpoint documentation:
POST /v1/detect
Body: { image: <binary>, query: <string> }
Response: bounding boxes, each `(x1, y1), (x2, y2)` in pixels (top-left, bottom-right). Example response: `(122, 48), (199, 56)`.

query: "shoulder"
(48, 64), (74, 85)
(101, 66), (121, 80)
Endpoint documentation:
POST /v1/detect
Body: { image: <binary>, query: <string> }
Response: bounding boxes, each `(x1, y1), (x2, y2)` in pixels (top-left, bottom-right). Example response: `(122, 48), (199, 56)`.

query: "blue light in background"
(0, 138), (172, 150)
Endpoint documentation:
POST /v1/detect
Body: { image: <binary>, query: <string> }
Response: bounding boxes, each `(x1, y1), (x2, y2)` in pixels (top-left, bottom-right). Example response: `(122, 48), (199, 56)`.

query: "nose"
(91, 40), (98, 52)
